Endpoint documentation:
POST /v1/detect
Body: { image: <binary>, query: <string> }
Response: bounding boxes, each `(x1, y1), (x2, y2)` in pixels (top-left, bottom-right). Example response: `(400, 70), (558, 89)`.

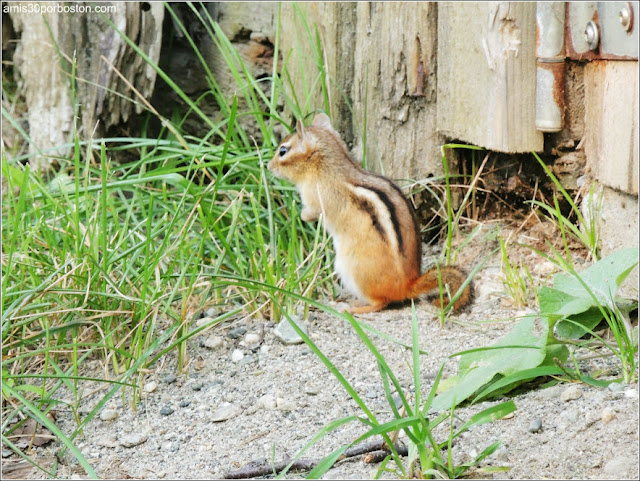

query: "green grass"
(252, 299), (515, 479)
(0, 4), (514, 475)
(1, 3), (337, 474)
(6, 3), (634, 479)
(529, 151), (600, 262)
(498, 230), (537, 308)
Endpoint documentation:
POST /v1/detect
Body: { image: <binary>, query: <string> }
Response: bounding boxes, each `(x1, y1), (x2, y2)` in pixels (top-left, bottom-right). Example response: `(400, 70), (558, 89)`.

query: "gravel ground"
(3, 239), (639, 480)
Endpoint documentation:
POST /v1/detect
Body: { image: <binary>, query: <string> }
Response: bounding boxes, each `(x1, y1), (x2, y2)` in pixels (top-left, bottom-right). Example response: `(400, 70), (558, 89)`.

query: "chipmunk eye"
(278, 146), (288, 157)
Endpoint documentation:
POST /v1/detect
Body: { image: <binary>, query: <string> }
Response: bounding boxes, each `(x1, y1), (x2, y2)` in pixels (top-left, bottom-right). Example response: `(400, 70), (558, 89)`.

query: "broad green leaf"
(541, 249), (638, 340)
(555, 307), (605, 339)
(432, 316), (547, 411)
(435, 374), (460, 394)
(551, 248), (638, 311)
(539, 286), (593, 317)
(472, 366), (565, 403)
(540, 342), (569, 365)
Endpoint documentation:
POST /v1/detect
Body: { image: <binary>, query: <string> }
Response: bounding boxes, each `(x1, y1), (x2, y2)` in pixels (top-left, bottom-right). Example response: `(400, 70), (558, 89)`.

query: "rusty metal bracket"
(536, 2), (566, 132)
(566, 1), (638, 60)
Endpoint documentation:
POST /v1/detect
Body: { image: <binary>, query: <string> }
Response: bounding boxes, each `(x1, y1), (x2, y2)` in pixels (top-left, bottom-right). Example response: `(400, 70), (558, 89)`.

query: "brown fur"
(268, 114), (473, 314)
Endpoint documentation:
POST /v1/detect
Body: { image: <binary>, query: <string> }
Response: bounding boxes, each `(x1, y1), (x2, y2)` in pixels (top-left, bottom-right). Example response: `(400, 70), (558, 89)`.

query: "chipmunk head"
(268, 113), (337, 184)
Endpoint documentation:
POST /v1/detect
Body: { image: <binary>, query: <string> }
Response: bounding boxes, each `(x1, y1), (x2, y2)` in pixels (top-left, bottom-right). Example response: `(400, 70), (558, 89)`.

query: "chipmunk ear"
(295, 119), (306, 138)
(311, 113), (332, 130)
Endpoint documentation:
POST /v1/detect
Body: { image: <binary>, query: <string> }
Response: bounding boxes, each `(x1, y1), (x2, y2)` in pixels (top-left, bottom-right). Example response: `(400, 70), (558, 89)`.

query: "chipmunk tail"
(408, 265), (473, 312)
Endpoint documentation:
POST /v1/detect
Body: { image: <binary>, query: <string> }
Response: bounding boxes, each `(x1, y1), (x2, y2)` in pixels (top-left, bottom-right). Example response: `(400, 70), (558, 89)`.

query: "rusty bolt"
(619, 4), (633, 32)
(584, 21), (600, 50)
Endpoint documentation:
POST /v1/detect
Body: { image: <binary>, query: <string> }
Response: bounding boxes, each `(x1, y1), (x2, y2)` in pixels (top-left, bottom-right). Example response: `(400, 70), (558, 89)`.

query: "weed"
(498, 230), (537, 308)
(433, 248), (638, 409)
(1, 4), (335, 474)
(433, 144), (491, 324)
(530, 152), (600, 262)
(251, 296), (516, 479)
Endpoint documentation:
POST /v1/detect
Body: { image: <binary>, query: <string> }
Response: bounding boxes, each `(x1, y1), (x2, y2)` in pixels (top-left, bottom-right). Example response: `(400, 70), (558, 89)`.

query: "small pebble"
(273, 316), (308, 345)
(96, 436), (119, 448)
(601, 406), (617, 423)
(160, 406), (174, 416)
(259, 394), (277, 410)
(528, 418), (542, 433)
(305, 385), (321, 396)
(99, 409), (119, 421)
(120, 433), (148, 448)
(179, 400), (191, 408)
(157, 471), (167, 479)
(228, 326), (247, 339)
(191, 382), (204, 391)
(196, 316), (214, 328)
(238, 355), (257, 366)
(276, 398), (295, 411)
(537, 384), (563, 400)
(163, 374), (177, 384)
(608, 382), (626, 393)
(203, 335), (224, 350)
(2, 449), (13, 458)
(244, 333), (261, 345)
(160, 441), (172, 451)
(144, 381), (158, 394)
(560, 385), (583, 402)
(365, 389), (378, 399)
(231, 349), (244, 362)
(623, 388), (638, 399)
(210, 403), (243, 422)
(604, 456), (636, 476)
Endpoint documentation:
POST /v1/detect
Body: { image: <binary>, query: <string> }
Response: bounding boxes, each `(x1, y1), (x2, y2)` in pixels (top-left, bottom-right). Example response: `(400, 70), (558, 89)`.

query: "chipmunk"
(268, 113), (473, 314)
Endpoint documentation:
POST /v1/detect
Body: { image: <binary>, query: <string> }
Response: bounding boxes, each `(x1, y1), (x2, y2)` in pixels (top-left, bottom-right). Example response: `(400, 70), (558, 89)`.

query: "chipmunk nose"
(267, 158), (278, 174)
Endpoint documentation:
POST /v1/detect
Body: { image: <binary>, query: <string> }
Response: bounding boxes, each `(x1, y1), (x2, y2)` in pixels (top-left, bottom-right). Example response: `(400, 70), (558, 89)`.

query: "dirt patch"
(3, 227), (638, 480)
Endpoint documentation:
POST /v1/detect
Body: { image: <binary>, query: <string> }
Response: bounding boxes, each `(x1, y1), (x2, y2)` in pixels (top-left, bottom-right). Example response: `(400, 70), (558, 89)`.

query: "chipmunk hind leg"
(347, 300), (389, 314)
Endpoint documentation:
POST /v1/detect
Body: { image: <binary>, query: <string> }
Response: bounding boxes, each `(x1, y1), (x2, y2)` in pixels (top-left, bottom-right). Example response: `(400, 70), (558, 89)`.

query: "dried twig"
(224, 439), (408, 479)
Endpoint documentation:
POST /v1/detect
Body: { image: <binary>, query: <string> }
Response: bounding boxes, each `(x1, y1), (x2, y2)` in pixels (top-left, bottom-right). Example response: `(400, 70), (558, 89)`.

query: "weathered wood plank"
(280, 2), (445, 180)
(9, 2), (164, 169)
(584, 60), (639, 195)
(437, 2), (543, 153)
(351, 2), (443, 180)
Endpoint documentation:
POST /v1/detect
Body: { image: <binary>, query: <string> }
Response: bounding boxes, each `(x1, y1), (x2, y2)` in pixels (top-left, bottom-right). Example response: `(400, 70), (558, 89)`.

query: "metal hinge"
(567, 1), (639, 60)
(536, 2), (638, 132)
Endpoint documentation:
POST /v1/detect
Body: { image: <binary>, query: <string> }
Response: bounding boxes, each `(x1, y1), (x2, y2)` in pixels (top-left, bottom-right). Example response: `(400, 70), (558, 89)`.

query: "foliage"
(434, 144), (491, 324)
(433, 248), (638, 409)
(498, 231), (537, 308)
(265, 300), (515, 479)
(530, 152), (600, 261)
(1, 2), (337, 474)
